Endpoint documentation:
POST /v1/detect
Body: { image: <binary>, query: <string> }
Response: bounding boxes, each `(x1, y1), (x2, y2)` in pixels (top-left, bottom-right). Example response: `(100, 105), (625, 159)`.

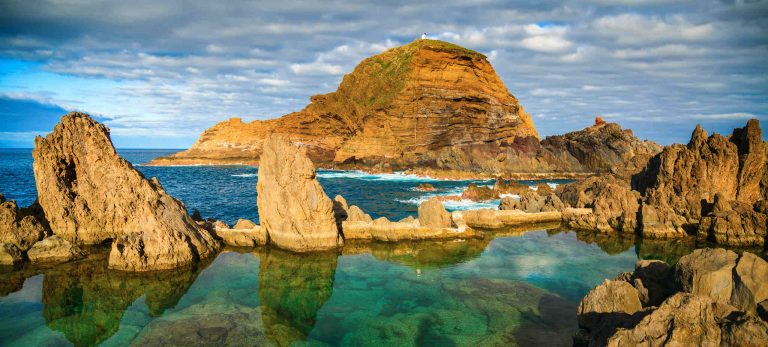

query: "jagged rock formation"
(256, 134), (342, 252)
(32, 113), (220, 271)
(633, 119), (768, 241)
(149, 40), (657, 177)
(577, 248), (768, 346)
(150, 40), (537, 168)
(499, 191), (565, 213)
(540, 122), (661, 175)
(556, 119), (768, 247)
(0, 193), (48, 250)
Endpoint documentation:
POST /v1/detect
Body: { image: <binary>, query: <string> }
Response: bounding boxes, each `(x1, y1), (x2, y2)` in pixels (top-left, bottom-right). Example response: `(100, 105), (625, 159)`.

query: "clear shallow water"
(0, 149), (703, 346)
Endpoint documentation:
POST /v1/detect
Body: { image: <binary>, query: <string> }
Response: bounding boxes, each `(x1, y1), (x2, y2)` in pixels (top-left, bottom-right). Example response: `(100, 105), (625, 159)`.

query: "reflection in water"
(40, 256), (208, 347)
(2, 228), (748, 347)
(258, 249), (338, 347)
(344, 238), (491, 270)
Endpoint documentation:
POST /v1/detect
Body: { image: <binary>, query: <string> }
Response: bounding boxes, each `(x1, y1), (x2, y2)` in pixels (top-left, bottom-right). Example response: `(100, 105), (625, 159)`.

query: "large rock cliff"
(33, 113), (220, 271)
(149, 40), (539, 169)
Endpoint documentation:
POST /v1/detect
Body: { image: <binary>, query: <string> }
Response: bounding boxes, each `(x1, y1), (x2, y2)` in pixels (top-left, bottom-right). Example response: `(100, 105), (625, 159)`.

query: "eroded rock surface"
(0, 193), (47, 250)
(33, 113), (219, 271)
(27, 235), (86, 264)
(256, 134), (341, 252)
(578, 249), (768, 346)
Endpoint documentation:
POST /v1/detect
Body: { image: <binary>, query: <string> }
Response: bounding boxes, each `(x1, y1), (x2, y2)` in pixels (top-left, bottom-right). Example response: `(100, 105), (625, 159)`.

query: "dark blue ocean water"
(0, 148), (571, 225)
(0, 148), (702, 346)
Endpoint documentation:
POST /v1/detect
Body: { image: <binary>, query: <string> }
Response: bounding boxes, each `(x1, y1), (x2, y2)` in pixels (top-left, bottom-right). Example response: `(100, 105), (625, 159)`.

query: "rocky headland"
(148, 40), (659, 179)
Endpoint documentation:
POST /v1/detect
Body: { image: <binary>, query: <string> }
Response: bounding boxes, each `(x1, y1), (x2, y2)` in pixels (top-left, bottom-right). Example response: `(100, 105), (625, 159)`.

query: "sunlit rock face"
(149, 40), (539, 169)
(32, 112), (220, 271)
(256, 134), (342, 252)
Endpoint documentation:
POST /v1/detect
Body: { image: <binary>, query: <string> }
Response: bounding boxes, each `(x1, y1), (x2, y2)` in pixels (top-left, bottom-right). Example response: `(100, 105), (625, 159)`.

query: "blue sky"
(0, 0), (766, 148)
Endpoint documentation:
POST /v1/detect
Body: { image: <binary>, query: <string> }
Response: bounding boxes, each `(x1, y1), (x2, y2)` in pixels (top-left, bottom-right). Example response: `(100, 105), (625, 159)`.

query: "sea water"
(0, 149), (702, 346)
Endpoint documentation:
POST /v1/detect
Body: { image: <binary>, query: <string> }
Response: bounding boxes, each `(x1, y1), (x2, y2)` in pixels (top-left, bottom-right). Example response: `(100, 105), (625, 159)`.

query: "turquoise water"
(0, 149), (703, 346)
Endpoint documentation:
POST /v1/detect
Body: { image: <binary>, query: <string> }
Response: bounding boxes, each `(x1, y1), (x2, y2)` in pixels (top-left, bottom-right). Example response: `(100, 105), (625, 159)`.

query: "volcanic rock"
(27, 235), (86, 264)
(557, 175), (640, 233)
(542, 122), (661, 174)
(674, 248), (738, 305)
(0, 193), (48, 250)
(633, 120), (768, 242)
(418, 197), (452, 228)
(416, 183), (436, 192)
(0, 243), (22, 265)
(606, 293), (722, 346)
(33, 113), (220, 271)
(499, 191), (564, 213)
(461, 183), (499, 201)
(212, 219), (267, 247)
(730, 252), (768, 314)
(256, 134), (342, 252)
(460, 209), (562, 229)
(151, 40), (538, 168)
(697, 194), (767, 247)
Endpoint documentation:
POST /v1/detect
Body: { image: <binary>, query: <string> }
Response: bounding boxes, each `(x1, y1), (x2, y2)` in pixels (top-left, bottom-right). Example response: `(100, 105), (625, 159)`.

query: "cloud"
(0, 0), (765, 147)
(592, 14), (716, 45)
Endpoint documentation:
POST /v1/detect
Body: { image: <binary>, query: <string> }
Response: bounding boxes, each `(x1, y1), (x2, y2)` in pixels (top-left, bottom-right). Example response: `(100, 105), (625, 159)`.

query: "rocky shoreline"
(576, 248), (768, 346)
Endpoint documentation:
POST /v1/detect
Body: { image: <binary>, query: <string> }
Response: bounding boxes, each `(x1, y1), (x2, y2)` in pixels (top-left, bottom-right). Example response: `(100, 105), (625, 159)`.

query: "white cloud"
(593, 14), (716, 45)
(521, 35), (572, 53)
(289, 62), (344, 75)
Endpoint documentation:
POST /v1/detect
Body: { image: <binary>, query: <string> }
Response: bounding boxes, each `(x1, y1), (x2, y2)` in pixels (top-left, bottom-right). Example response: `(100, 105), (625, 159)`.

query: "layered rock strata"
(33, 113), (220, 271)
(576, 248), (768, 346)
(149, 41), (658, 178)
(256, 134), (342, 252)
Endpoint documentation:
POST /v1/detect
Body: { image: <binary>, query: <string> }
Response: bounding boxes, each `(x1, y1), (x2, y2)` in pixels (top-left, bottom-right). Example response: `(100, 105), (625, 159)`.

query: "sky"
(0, 0), (766, 148)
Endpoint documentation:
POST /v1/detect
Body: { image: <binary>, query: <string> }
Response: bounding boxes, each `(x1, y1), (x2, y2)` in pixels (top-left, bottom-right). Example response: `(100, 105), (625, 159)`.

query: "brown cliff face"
(33, 112), (220, 271)
(149, 40), (538, 167)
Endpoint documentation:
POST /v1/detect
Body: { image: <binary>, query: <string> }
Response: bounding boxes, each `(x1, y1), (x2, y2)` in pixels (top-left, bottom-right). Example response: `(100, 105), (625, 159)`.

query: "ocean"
(0, 148), (700, 346)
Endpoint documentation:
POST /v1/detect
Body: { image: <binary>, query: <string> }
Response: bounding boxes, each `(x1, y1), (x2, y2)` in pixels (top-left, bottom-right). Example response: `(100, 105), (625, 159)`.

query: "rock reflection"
(574, 230), (636, 255)
(258, 249), (338, 346)
(344, 238), (491, 270)
(40, 256), (209, 347)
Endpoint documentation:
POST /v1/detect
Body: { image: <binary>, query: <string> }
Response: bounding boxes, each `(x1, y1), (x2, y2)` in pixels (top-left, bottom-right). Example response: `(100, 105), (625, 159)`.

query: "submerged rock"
(0, 193), (48, 251)
(256, 134), (342, 252)
(27, 235), (86, 264)
(33, 113), (219, 271)
(461, 183), (499, 201)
